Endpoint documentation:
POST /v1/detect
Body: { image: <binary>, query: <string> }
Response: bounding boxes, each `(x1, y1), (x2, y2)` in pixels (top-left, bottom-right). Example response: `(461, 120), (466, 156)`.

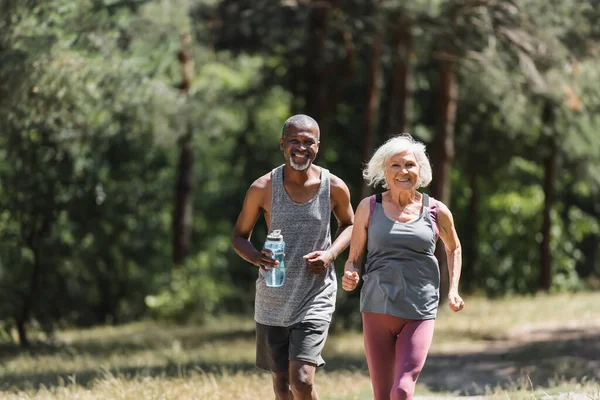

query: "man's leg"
(272, 371), (293, 400)
(256, 322), (293, 399)
(289, 360), (318, 400)
(287, 320), (330, 400)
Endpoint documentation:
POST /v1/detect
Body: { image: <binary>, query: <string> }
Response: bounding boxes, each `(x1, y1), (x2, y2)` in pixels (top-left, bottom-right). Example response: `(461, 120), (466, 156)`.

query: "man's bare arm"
(329, 174), (354, 260)
(303, 174), (354, 273)
(231, 176), (278, 269)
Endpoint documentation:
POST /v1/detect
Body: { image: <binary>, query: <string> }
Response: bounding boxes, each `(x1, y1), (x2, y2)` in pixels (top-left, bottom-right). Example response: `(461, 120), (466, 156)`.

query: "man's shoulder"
(249, 171), (274, 191)
(327, 171), (350, 194)
(312, 165), (345, 186)
(244, 172), (273, 205)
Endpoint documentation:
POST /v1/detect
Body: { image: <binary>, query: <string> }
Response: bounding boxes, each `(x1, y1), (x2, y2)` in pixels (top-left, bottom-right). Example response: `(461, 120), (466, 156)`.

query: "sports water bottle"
(263, 230), (285, 287)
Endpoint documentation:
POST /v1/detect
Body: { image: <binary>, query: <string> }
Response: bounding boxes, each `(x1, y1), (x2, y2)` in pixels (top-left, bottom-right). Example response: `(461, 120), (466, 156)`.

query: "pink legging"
(362, 312), (435, 400)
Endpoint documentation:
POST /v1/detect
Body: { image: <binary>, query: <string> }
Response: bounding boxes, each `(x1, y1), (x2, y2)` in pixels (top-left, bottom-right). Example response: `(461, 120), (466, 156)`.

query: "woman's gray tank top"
(254, 165), (336, 327)
(360, 193), (440, 320)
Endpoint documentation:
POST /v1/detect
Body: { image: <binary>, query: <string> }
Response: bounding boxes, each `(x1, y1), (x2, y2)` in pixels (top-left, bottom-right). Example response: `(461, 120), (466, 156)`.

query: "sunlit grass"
(1, 374), (599, 399)
(0, 371), (375, 400)
(1, 292), (599, 399)
(432, 292), (600, 351)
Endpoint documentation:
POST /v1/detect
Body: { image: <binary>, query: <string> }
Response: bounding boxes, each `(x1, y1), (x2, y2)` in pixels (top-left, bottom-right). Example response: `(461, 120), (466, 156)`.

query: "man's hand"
(342, 270), (360, 291)
(448, 291), (465, 312)
(303, 250), (334, 274)
(253, 249), (279, 272)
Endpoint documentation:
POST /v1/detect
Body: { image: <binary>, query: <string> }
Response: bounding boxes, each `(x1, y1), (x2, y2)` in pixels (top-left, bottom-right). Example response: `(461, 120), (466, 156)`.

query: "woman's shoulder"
(426, 196), (454, 229)
(428, 196), (451, 214)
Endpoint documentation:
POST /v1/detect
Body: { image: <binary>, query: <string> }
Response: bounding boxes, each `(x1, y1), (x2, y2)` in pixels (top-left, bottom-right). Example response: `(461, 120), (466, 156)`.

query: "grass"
(1, 292), (600, 399)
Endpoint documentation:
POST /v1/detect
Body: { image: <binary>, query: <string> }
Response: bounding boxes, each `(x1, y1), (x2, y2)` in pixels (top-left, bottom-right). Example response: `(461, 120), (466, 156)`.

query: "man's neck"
(283, 164), (320, 185)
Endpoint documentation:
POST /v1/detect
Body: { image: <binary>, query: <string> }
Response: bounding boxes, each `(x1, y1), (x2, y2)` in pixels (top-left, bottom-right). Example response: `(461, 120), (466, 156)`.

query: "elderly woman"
(342, 135), (464, 400)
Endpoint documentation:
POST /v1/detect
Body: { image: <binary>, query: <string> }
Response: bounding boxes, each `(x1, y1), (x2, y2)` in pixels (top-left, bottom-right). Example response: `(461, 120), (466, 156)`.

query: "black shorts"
(255, 320), (330, 372)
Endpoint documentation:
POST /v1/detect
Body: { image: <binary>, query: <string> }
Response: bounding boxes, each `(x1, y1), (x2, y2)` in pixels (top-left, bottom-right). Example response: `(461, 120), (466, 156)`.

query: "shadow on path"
(419, 327), (600, 395)
(326, 325), (600, 395)
(1, 325), (599, 395)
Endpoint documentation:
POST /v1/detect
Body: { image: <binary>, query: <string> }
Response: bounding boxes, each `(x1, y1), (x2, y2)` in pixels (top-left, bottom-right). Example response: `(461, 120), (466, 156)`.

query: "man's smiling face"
(280, 125), (320, 171)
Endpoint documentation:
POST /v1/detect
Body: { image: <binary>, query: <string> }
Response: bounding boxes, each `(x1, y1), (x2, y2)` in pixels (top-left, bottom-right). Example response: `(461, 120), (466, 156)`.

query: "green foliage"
(145, 236), (232, 322)
(1, 0), (600, 338)
(0, 0), (179, 335)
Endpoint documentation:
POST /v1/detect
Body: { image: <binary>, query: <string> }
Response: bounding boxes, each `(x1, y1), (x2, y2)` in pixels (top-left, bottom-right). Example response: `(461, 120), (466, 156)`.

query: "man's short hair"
(281, 114), (320, 139)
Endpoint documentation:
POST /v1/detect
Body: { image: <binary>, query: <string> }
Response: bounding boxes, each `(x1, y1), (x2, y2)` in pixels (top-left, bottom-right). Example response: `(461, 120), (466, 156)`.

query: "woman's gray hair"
(362, 135), (432, 189)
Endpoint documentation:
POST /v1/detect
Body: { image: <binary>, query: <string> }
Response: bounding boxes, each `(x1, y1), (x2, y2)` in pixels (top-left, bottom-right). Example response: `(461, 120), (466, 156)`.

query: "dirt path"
(417, 321), (600, 396)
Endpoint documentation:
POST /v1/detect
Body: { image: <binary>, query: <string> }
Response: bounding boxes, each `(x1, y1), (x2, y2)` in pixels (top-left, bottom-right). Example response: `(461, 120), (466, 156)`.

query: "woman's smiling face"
(384, 151), (420, 190)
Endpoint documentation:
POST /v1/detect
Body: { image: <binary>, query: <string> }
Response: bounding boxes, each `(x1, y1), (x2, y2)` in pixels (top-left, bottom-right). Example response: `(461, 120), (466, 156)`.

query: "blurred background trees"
(0, 0), (599, 346)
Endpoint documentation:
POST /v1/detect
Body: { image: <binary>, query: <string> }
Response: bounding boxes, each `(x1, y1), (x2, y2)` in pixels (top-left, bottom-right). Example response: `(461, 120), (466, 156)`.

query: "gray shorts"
(255, 320), (330, 372)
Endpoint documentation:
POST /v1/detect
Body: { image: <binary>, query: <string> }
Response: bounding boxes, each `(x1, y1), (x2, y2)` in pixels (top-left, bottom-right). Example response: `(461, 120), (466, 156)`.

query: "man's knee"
(289, 362), (316, 397)
(290, 375), (314, 396)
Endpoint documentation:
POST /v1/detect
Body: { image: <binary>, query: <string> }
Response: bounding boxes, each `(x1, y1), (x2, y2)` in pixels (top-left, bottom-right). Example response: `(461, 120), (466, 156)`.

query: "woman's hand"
(448, 291), (465, 312)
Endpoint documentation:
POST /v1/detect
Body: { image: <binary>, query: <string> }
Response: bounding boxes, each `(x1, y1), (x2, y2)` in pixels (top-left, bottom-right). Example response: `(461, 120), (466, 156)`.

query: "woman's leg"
(362, 312), (406, 400)
(391, 319), (435, 400)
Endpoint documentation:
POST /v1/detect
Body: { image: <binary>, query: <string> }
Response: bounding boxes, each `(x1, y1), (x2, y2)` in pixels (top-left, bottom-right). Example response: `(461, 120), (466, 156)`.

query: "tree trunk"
(16, 216), (49, 348)
(430, 60), (456, 205)
(172, 37), (194, 266)
(294, 1), (352, 121)
(385, 14), (412, 136)
(430, 59), (457, 303)
(304, 1), (332, 123)
(172, 128), (194, 265)
(15, 316), (28, 347)
(360, 36), (383, 200)
(463, 167), (479, 291)
(540, 104), (556, 291)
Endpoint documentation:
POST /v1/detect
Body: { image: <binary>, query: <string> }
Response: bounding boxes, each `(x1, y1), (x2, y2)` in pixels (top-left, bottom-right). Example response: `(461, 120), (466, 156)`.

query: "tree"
(0, 0), (177, 344)
(172, 34), (195, 265)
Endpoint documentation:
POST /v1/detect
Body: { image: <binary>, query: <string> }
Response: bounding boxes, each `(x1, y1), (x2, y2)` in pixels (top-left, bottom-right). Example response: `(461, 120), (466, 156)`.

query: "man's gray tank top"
(254, 165), (336, 327)
(360, 193), (440, 320)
